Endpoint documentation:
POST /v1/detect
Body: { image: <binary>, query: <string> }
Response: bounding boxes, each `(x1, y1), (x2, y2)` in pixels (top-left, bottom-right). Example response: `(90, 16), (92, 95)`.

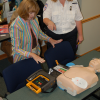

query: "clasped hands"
(47, 20), (56, 31)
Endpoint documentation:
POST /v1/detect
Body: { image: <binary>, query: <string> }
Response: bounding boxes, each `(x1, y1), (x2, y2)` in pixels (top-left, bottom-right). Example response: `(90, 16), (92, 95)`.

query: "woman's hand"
(29, 52), (45, 64)
(49, 38), (63, 48)
(77, 34), (84, 44)
(48, 21), (56, 31)
(76, 21), (83, 44)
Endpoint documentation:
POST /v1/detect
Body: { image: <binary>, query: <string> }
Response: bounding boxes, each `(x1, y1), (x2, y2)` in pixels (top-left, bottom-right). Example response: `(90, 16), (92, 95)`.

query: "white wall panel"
(77, 0), (100, 55)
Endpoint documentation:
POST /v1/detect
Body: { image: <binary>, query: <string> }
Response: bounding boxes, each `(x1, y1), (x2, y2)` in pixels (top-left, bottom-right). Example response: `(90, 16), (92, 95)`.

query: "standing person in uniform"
(9, 0), (62, 63)
(43, 0), (83, 55)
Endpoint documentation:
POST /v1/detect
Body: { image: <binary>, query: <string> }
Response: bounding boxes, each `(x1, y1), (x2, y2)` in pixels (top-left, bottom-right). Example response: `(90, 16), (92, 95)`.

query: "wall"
(78, 0), (100, 19)
(77, 18), (100, 55)
(42, 0), (47, 4)
(77, 0), (100, 55)
(1, 0), (10, 18)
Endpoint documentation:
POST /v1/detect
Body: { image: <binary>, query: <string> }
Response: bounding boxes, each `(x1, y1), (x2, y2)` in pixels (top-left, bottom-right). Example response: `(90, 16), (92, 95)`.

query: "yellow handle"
(55, 60), (59, 65)
(77, 42), (79, 45)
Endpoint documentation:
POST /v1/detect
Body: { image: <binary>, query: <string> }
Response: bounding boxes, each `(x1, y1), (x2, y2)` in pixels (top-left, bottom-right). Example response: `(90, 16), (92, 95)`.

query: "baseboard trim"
(81, 46), (100, 56)
(0, 54), (8, 60)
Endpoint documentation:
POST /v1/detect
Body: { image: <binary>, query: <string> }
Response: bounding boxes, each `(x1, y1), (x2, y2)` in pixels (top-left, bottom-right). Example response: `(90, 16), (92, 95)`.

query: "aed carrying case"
(26, 69), (56, 94)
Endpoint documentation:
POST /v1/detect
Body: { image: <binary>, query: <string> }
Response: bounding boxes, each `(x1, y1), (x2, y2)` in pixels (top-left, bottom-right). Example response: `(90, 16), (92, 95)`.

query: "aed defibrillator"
(26, 69), (56, 94)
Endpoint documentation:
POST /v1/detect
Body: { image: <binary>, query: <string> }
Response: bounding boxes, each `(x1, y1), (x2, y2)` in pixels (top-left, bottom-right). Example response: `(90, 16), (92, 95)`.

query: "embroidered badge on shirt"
(43, 3), (48, 11)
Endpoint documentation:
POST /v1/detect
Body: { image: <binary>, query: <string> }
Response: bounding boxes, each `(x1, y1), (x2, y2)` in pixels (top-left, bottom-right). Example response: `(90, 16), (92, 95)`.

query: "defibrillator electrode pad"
(71, 77), (88, 89)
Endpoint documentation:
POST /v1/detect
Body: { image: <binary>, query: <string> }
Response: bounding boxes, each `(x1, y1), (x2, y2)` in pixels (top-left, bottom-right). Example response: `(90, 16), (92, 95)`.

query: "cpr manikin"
(57, 58), (100, 96)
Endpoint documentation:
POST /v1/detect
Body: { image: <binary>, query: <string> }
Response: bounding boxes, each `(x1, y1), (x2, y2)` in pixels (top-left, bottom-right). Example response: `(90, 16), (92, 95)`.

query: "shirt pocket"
(52, 12), (60, 23)
(66, 10), (75, 22)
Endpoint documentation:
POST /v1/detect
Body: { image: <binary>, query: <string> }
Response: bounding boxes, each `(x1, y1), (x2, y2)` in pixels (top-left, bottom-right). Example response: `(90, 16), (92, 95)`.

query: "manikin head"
(88, 58), (100, 73)
(66, 58), (100, 73)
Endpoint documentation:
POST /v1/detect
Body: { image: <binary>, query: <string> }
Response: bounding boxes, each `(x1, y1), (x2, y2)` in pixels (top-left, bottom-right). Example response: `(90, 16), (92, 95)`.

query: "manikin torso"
(57, 58), (100, 95)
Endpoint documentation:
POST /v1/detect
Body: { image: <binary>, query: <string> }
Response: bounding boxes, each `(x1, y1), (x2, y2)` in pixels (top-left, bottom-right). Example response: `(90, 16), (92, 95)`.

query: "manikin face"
(89, 58), (100, 68)
(27, 12), (35, 20)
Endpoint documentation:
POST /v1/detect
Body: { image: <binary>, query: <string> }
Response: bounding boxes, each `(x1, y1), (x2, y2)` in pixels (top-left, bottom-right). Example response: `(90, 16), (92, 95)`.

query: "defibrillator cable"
(63, 73), (72, 80)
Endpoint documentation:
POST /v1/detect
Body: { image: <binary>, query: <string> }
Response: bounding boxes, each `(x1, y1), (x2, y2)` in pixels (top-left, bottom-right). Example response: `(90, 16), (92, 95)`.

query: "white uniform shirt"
(43, 0), (83, 34)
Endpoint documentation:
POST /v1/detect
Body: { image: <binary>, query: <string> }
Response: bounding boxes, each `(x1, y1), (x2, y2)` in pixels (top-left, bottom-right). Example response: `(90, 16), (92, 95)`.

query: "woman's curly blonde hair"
(52, 0), (73, 2)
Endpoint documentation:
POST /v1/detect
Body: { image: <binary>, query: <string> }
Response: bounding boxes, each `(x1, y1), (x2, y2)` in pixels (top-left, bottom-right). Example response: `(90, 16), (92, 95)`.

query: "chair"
(37, 0), (47, 32)
(2, 58), (42, 93)
(44, 41), (75, 69)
